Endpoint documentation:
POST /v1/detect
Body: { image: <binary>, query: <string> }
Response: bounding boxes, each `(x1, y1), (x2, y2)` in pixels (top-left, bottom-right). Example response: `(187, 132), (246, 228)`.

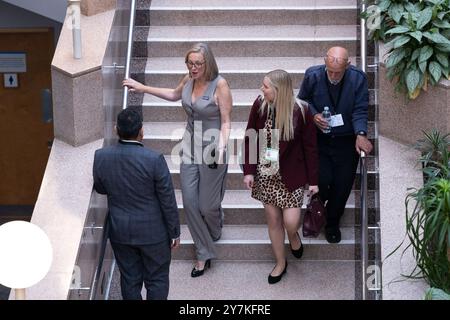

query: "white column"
(68, 0), (82, 59)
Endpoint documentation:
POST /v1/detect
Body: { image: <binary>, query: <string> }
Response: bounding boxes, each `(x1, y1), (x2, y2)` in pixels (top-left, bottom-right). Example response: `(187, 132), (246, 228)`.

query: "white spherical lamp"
(0, 221), (53, 299)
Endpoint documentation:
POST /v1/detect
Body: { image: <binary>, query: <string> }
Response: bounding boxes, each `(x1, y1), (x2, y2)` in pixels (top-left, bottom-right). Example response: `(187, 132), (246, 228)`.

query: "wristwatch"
(357, 131), (367, 136)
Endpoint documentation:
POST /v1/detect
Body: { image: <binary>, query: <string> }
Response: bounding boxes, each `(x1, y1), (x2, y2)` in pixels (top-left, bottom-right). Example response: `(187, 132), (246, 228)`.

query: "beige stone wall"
(81, 0), (116, 16)
(379, 65), (450, 146)
(51, 9), (115, 146)
(52, 69), (104, 146)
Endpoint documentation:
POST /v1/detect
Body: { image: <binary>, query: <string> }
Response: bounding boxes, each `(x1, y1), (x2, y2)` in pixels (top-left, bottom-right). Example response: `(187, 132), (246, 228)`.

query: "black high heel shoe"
(268, 260), (287, 284)
(191, 259), (211, 278)
(290, 231), (303, 259)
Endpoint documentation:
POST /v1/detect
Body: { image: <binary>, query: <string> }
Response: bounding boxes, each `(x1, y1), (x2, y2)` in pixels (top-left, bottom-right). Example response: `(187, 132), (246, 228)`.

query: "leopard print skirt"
(251, 168), (305, 208)
(251, 110), (305, 208)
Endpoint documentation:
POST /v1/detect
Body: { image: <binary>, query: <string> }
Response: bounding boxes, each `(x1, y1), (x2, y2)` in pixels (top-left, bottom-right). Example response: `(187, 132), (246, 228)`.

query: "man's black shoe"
(325, 227), (341, 243)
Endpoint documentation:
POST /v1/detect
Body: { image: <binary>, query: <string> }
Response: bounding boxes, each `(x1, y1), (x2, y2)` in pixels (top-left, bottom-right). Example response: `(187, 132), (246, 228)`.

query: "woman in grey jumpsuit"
(123, 43), (232, 277)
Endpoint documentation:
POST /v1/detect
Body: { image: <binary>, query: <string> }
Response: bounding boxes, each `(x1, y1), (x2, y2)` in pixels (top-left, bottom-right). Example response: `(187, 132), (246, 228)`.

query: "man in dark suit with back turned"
(298, 46), (373, 243)
(93, 108), (180, 300)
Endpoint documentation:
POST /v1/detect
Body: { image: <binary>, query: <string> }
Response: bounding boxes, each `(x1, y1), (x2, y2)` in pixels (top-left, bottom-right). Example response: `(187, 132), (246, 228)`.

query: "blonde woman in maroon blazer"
(242, 69), (319, 284)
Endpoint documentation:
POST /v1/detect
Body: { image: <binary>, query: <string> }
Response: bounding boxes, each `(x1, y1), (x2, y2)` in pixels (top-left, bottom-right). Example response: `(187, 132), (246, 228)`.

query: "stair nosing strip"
(147, 37), (356, 42)
(142, 102), (249, 107)
(179, 239), (355, 245)
(143, 69), (307, 74)
(150, 6), (357, 11)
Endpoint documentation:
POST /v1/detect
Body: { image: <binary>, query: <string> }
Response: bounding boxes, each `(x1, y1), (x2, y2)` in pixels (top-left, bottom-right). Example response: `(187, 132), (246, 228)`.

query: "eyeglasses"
(186, 61), (205, 68)
(325, 55), (348, 64)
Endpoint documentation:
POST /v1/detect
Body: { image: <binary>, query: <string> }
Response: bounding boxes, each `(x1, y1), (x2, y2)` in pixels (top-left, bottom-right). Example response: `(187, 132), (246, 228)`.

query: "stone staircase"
(110, 0), (379, 300)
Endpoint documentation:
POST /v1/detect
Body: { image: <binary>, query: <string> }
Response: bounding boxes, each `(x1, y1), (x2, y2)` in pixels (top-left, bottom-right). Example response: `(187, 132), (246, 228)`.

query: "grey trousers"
(180, 163), (227, 261)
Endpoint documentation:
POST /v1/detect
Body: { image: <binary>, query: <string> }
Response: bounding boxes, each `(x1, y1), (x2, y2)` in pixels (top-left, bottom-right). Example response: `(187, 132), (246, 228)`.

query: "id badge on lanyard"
(264, 148), (279, 162)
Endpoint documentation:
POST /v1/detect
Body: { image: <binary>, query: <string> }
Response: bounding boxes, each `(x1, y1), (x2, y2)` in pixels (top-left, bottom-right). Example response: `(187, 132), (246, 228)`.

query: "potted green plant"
(389, 129), (450, 295)
(414, 128), (450, 181)
(363, 0), (450, 99)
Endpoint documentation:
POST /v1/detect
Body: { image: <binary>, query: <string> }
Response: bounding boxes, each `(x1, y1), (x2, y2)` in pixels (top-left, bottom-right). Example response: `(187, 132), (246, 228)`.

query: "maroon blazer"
(242, 96), (319, 192)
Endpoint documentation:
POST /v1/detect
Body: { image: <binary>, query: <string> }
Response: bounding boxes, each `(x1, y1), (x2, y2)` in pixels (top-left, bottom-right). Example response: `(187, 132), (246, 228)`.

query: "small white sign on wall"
(4, 73), (19, 88)
(0, 52), (27, 73)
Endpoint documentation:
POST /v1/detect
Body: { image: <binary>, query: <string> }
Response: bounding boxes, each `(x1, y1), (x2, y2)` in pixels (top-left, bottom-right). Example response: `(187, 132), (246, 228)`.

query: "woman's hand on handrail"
(123, 78), (146, 93)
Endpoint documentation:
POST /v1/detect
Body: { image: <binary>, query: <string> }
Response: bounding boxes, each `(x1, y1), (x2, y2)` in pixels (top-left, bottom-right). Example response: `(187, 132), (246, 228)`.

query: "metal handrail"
(359, 0), (369, 300)
(122, 0), (137, 110)
(90, 0), (136, 299)
(360, 1), (367, 73)
(359, 150), (369, 300)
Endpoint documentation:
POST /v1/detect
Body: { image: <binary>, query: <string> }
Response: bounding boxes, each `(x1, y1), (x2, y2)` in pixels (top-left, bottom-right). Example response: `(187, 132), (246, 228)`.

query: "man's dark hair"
(116, 108), (143, 140)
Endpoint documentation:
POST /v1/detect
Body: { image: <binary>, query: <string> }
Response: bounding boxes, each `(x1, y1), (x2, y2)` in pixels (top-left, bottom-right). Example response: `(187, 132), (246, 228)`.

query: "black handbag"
(302, 194), (326, 238)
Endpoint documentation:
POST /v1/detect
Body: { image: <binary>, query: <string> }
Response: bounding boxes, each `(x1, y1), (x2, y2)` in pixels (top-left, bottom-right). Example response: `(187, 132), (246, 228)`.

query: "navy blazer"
(93, 141), (180, 245)
(298, 64), (369, 136)
(243, 97), (319, 192)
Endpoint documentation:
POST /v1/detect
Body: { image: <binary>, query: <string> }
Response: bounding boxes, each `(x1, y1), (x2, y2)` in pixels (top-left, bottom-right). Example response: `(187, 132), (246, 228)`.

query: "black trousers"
(111, 240), (171, 300)
(317, 134), (359, 229)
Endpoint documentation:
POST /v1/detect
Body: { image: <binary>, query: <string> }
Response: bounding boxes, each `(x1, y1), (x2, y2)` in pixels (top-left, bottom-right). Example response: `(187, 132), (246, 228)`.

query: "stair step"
(130, 25), (357, 57)
(166, 260), (355, 300)
(108, 259), (356, 300)
(146, 25), (356, 42)
(140, 87), (377, 123)
(173, 189), (375, 227)
(150, 0), (357, 9)
(164, 154), (377, 190)
(142, 89), (261, 122)
(142, 122), (378, 156)
(147, 0), (357, 26)
(136, 56), (358, 89)
(173, 225), (356, 261)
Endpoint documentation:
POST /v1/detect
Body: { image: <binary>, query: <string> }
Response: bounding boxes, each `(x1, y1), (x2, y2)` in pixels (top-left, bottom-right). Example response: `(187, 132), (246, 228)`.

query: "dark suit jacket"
(93, 140), (180, 245)
(298, 64), (369, 136)
(243, 97), (319, 192)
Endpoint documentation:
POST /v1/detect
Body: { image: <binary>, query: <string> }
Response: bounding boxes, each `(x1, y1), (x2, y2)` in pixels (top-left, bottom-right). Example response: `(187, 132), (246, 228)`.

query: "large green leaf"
(442, 29), (450, 38)
(426, 0), (445, 5)
(423, 32), (450, 44)
(386, 26), (411, 34)
(436, 43), (450, 52)
(405, 11), (422, 22)
(442, 66), (449, 78)
(409, 31), (423, 42)
(429, 61), (443, 82)
(411, 47), (421, 61)
(385, 34), (410, 49)
(437, 11), (450, 20)
(394, 35), (411, 48)
(417, 7), (433, 30)
(406, 68), (421, 92)
(433, 20), (450, 29)
(386, 47), (407, 68)
(419, 46), (434, 63)
(378, 0), (392, 12)
(404, 2), (419, 13)
(389, 3), (405, 24)
(435, 53), (449, 68)
(419, 60), (428, 73)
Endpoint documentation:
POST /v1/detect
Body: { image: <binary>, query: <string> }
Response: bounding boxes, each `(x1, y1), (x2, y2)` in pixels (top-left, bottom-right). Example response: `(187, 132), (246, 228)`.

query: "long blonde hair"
(259, 69), (295, 141)
(184, 43), (219, 81)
